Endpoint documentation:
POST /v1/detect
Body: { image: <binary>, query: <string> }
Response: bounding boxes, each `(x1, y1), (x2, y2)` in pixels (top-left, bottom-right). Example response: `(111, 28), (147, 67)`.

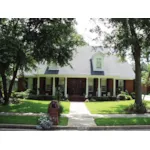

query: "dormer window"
(96, 58), (102, 69)
(48, 62), (59, 70)
(91, 51), (104, 71)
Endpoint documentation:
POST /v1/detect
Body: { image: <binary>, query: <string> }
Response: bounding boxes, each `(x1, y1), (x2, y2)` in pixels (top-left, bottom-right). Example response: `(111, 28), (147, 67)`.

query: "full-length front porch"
(18, 76), (134, 101)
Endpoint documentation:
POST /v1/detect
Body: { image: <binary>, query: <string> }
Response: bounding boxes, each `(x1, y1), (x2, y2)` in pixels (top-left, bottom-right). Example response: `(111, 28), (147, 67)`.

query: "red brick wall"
(141, 85), (147, 94)
(147, 86), (150, 94)
(18, 78), (25, 92)
(126, 80), (134, 93)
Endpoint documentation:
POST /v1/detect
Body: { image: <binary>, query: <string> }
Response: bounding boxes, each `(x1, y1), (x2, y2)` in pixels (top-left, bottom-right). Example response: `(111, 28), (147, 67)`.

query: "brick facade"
(17, 77), (135, 97)
(18, 78), (26, 92)
(107, 79), (113, 94)
(125, 80), (134, 93)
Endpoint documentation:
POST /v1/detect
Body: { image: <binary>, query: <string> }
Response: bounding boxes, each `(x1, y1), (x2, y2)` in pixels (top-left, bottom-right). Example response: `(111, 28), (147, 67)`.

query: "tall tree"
(91, 18), (150, 108)
(0, 18), (85, 105)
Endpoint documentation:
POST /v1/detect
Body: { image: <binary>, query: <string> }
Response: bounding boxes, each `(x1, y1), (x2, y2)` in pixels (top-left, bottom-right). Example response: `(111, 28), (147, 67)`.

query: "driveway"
(142, 95), (150, 101)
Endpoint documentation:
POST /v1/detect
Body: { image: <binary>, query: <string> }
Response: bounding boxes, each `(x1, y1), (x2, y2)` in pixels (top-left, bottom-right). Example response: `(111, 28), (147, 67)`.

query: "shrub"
(14, 92), (26, 98)
(126, 95), (132, 100)
(130, 92), (135, 99)
(110, 96), (117, 101)
(36, 114), (53, 130)
(120, 91), (126, 95)
(13, 90), (29, 99)
(117, 94), (126, 100)
(125, 102), (147, 114)
(27, 94), (55, 100)
(89, 96), (117, 101)
(117, 91), (133, 100)
(58, 104), (63, 116)
(85, 99), (89, 102)
(55, 86), (64, 101)
(10, 97), (21, 104)
(90, 98), (96, 102)
(25, 89), (32, 93)
(65, 99), (70, 102)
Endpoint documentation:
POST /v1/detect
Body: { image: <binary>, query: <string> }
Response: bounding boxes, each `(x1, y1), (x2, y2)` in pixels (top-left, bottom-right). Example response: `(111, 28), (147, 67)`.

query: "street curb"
(0, 124), (36, 129)
(1, 124), (150, 130)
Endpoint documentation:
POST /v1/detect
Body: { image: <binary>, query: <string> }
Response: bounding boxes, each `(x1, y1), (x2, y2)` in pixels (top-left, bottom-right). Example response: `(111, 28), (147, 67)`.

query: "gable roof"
(23, 46), (135, 79)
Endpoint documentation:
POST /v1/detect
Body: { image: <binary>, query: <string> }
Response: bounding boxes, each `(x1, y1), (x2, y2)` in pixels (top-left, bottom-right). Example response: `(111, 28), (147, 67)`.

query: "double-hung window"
(96, 58), (102, 69)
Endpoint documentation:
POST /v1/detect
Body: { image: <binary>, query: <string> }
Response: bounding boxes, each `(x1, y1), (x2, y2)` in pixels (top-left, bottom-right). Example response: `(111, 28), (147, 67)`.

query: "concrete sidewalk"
(0, 112), (45, 116)
(1, 112), (150, 118)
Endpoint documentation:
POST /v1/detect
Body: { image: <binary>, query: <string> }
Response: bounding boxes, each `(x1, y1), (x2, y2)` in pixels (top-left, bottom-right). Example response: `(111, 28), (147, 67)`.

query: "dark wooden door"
(67, 78), (86, 96)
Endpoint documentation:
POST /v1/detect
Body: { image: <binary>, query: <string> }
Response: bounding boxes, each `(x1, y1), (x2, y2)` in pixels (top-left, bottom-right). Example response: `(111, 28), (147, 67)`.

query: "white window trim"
(92, 52), (104, 71)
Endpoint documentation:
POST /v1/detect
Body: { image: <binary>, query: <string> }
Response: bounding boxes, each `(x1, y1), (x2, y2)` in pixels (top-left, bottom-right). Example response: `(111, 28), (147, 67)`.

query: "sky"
(75, 18), (113, 46)
(75, 18), (133, 64)
(75, 18), (97, 45)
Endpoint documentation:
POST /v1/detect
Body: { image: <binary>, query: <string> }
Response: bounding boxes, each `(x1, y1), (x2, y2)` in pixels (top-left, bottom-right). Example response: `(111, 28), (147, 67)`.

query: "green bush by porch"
(0, 116), (68, 126)
(0, 100), (70, 114)
(95, 117), (150, 126)
(85, 100), (150, 114)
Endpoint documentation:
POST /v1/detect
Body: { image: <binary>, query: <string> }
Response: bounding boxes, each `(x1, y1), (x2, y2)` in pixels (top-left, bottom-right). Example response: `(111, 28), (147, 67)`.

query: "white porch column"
(64, 77), (67, 97)
(98, 78), (101, 97)
(37, 76), (40, 95)
(86, 77), (89, 98)
(113, 78), (116, 96)
(52, 77), (55, 96)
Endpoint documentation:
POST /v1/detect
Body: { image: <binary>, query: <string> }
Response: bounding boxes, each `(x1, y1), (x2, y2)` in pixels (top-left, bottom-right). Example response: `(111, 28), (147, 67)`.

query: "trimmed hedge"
(27, 94), (55, 100)
(12, 90), (68, 101)
(12, 89), (56, 100)
(89, 96), (117, 101)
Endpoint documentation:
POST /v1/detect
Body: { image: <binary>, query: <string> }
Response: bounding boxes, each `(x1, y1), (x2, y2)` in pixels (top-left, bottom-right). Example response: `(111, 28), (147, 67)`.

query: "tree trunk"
(1, 73), (8, 105)
(128, 19), (142, 105)
(8, 64), (19, 99)
(134, 49), (142, 105)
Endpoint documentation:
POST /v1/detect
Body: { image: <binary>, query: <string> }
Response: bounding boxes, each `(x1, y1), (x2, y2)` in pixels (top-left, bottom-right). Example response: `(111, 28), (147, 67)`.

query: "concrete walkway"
(67, 102), (96, 127)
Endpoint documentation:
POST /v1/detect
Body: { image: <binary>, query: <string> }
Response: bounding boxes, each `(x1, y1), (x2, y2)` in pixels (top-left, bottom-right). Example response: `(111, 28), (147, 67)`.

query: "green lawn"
(85, 100), (150, 114)
(0, 116), (68, 126)
(59, 117), (68, 126)
(0, 100), (70, 114)
(95, 117), (150, 126)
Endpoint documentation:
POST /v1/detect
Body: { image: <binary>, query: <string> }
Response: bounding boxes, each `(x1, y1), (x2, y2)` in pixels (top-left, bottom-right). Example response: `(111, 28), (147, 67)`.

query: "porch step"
(69, 95), (85, 102)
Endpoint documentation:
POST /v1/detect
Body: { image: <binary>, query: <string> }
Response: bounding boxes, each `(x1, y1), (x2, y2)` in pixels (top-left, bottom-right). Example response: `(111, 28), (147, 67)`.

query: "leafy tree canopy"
(91, 18), (150, 107)
(0, 18), (85, 104)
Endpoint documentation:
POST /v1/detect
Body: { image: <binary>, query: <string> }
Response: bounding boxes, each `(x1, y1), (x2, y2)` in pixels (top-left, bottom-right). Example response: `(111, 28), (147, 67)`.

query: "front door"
(67, 78), (86, 96)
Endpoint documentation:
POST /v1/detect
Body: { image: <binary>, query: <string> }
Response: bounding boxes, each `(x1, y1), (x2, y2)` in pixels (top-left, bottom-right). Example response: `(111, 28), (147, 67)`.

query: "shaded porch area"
(18, 76), (134, 101)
